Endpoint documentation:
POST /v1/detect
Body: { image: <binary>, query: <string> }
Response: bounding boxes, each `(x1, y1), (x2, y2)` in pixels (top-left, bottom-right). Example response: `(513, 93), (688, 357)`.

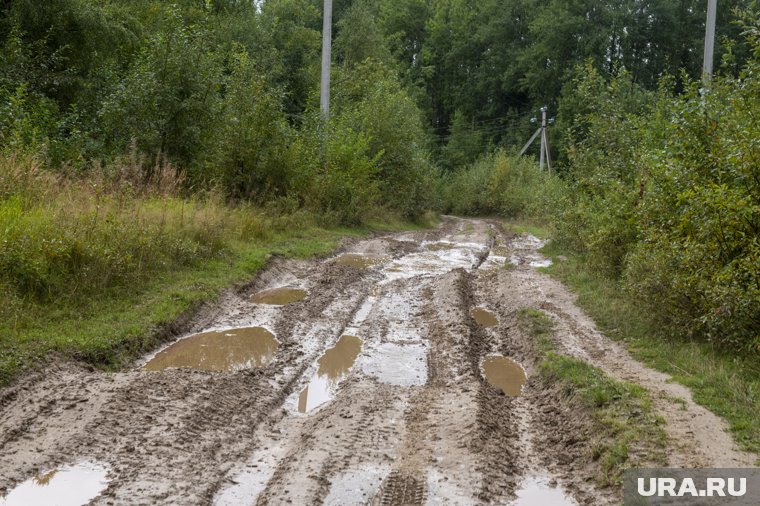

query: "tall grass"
(0, 152), (286, 316)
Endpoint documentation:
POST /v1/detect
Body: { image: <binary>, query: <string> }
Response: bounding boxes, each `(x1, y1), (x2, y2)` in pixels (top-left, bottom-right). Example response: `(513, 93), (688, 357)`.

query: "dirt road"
(0, 217), (754, 505)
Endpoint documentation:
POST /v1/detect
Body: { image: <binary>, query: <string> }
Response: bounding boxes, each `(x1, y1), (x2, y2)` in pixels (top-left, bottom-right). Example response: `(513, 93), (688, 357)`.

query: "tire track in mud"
(0, 250), (380, 504)
(2, 216), (753, 506)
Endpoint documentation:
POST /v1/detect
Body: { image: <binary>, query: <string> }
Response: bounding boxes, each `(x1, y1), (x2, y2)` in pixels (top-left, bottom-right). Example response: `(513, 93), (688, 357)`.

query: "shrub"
(441, 150), (565, 220)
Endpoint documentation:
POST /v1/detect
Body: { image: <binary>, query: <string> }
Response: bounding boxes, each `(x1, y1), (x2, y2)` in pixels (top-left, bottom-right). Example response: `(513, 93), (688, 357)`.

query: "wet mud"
(250, 287), (307, 305)
(0, 216), (754, 506)
(334, 253), (389, 269)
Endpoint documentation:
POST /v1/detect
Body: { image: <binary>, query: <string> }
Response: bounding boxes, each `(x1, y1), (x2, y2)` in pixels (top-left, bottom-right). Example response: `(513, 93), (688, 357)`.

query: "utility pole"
(320, 0), (333, 118)
(519, 106), (552, 173)
(539, 107), (547, 172)
(703, 0), (717, 80)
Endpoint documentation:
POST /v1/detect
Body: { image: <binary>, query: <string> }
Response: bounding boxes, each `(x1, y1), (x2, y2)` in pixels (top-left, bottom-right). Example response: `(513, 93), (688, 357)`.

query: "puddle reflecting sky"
(511, 475), (576, 505)
(250, 287), (307, 305)
(298, 335), (362, 413)
(471, 307), (499, 327)
(0, 462), (109, 506)
(482, 355), (527, 397)
(361, 342), (428, 386)
(144, 327), (278, 372)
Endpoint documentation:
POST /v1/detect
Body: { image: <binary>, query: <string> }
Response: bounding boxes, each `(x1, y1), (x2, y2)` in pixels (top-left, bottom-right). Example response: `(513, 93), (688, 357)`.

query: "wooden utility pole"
(519, 106), (552, 173)
(539, 107), (547, 172)
(703, 0), (717, 80)
(320, 0), (333, 118)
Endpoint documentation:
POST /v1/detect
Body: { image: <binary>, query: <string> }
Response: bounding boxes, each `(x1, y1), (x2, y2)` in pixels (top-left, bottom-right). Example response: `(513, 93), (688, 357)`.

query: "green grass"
(518, 307), (667, 485)
(0, 219), (428, 387)
(500, 219), (551, 240)
(539, 241), (760, 462)
(540, 353), (668, 486)
(518, 307), (555, 354)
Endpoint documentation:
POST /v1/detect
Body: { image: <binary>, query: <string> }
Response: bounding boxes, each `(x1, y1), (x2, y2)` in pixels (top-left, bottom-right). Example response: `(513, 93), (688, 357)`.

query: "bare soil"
(0, 217), (755, 505)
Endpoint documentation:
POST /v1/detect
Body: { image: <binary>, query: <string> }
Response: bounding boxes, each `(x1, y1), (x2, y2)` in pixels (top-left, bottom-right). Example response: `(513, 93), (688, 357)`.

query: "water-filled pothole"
(144, 327), (278, 372)
(334, 254), (389, 269)
(510, 475), (576, 505)
(482, 355), (527, 397)
(471, 307), (498, 327)
(0, 461), (109, 506)
(250, 287), (307, 305)
(298, 335), (362, 413)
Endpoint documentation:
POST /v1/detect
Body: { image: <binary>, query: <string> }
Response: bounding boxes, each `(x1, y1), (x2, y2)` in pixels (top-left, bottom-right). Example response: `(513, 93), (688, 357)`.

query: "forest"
(0, 0), (758, 381)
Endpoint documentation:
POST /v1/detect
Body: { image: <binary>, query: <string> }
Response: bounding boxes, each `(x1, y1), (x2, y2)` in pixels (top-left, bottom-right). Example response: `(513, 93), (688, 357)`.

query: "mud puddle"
(334, 253), (389, 269)
(298, 335), (362, 413)
(251, 287), (307, 305)
(471, 306), (499, 327)
(482, 355), (527, 396)
(511, 475), (576, 505)
(144, 327), (278, 372)
(0, 461), (109, 506)
(361, 342), (428, 386)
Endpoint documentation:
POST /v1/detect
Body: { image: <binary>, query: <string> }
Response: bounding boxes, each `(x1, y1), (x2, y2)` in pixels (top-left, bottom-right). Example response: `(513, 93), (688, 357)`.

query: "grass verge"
(534, 235), (760, 462)
(519, 308), (667, 486)
(0, 218), (430, 388)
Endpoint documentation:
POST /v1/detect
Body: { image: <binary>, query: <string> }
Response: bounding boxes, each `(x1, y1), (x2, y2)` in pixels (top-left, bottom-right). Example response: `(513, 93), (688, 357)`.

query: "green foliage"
(294, 116), (381, 225)
(334, 59), (437, 218)
(540, 353), (667, 485)
(0, 156), (242, 304)
(550, 25), (760, 352)
(542, 240), (760, 458)
(203, 48), (292, 199)
(99, 8), (223, 166)
(441, 150), (566, 219)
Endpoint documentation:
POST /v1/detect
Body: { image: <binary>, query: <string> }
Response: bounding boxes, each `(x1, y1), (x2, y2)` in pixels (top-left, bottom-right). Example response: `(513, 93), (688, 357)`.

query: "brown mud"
(0, 217), (755, 505)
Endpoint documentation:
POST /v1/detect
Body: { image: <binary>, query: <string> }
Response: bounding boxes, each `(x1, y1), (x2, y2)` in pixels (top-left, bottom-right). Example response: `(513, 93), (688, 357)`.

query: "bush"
(98, 8), (223, 168)
(202, 48), (293, 199)
(333, 59), (437, 219)
(291, 115), (380, 225)
(625, 65), (760, 351)
(551, 24), (760, 352)
(441, 150), (565, 220)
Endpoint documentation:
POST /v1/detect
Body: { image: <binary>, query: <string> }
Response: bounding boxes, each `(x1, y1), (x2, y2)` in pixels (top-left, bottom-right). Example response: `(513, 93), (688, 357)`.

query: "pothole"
(482, 355), (527, 397)
(471, 307), (498, 327)
(298, 335), (362, 413)
(334, 254), (389, 269)
(510, 475), (576, 505)
(250, 287), (307, 305)
(144, 327), (278, 372)
(0, 461), (109, 506)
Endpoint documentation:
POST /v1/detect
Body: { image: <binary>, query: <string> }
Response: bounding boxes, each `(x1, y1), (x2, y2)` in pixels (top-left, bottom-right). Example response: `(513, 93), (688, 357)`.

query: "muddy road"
(0, 217), (754, 505)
